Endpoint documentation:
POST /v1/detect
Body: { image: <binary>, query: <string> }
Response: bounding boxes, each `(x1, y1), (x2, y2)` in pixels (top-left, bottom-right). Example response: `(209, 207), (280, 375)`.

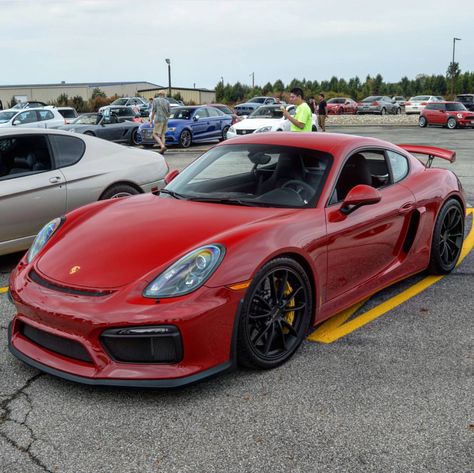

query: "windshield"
(0, 111), (16, 123)
(249, 106), (285, 119)
(446, 103), (467, 111)
(163, 144), (332, 208)
(410, 96), (430, 101)
(456, 95), (473, 103)
(248, 97), (266, 104)
(169, 107), (194, 119)
(362, 96), (382, 102)
(111, 98), (128, 106)
(71, 113), (101, 125)
(328, 99), (345, 104)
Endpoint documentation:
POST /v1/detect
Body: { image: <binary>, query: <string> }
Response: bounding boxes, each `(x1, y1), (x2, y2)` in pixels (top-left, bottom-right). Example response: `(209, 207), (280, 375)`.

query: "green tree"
(56, 93), (69, 106)
(262, 82), (273, 95)
(91, 87), (106, 99)
(273, 79), (285, 92)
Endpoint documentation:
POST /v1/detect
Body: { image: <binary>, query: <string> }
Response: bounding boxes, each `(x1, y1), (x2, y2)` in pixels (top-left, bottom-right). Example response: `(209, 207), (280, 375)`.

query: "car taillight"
(372, 102), (379, 106)
(421, 102), (427, 106)
(405, 102), (411, 106)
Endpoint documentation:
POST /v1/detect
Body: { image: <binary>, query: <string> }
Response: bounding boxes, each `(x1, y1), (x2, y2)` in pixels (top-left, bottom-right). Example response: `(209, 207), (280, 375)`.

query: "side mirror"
(340, 184), (381, 215)
(12, 119), (20, 126)
(193, 116), (199, 121)
(164, 169), (180, 185)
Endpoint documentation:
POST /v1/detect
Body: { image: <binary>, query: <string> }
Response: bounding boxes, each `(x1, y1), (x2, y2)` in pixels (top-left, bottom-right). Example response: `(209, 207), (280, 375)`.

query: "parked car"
(0, 107), (65, 129)
(96, 105), (140, 122)
(56, 106), (78, 124)
(7, 132), (465, 387)
(0, 128), (168, 256)
(137, 106), (232, 148)
(227, 105), (296, 139)
(11, 101), (48, 110)
(101, 97), (149, 117)
(357, 96), (401, 115)
(208, 103), (242, 124)
(166, 97), (185, 107)
(326, 97), (358, 114)
(419, 101), (474, 129)
(392, 96), (407, 109)
(234, 97), (282, 116)
(455, 94), (474, 112)
(404, 96), (442, 114)
(59, 111), (141, 144)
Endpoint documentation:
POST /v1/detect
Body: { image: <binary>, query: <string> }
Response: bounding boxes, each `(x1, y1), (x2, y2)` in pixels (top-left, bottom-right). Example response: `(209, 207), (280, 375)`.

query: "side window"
(38, 110), (54, 121)
(49, 135), (85, 168)
(16, 111), (37, 124)
(207, 108), (220, 117)
(387, 150), (409, 183)
(194, 108), (209, 119)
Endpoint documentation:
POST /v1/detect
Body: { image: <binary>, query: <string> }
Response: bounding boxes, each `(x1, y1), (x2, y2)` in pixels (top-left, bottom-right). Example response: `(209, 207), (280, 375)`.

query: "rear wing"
(397, 144), (456, 168)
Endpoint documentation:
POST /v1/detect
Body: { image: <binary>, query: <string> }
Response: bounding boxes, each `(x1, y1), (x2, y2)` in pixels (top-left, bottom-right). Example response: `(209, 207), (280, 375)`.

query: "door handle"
(49, 176), (62, 184)
(398, 202), (415, 214)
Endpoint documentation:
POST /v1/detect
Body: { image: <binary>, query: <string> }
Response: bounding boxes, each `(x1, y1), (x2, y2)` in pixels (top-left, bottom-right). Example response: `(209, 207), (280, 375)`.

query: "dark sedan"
(59, 112), (141, 145)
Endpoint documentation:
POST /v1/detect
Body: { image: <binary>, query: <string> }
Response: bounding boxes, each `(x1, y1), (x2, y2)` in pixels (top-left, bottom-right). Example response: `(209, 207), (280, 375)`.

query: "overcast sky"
(1, 0), (473, 89)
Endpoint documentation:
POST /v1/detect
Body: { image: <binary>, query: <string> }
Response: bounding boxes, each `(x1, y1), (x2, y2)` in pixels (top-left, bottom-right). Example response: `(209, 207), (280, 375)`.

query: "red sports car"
(326, 97), (358, 115)
(8, 133), (466, 387)
(419, 101), (474, 129)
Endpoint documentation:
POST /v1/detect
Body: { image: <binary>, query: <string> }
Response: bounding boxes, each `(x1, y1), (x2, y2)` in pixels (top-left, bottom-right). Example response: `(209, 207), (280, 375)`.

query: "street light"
(165, 58), (171, 98)
(451, 37), (461, 96)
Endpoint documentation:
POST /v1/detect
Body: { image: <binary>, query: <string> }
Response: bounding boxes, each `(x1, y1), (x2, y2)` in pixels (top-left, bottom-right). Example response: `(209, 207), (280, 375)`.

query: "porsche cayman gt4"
(8, 133), (466, 387)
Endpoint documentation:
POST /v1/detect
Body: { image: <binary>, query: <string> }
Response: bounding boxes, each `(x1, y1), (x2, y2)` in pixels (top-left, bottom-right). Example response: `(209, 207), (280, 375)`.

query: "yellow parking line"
(308, 208), (474, 344)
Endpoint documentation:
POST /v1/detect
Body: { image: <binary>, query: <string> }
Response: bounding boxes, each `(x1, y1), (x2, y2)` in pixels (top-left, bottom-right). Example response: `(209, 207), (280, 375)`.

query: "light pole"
(250, 72), (254, 89)
(451, 37), (461, 96)
(165, 58), (171, 97)
(221, 76), (224, 88)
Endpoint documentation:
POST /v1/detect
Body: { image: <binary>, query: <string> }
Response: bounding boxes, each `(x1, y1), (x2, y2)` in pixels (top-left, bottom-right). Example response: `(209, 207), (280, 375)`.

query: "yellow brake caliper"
(282, 281), (295, 333)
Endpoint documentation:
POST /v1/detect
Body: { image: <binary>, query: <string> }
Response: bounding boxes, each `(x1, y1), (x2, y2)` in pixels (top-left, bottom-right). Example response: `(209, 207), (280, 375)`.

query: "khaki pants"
(318, 114), (327, 132)
(153, 121), (167, 143)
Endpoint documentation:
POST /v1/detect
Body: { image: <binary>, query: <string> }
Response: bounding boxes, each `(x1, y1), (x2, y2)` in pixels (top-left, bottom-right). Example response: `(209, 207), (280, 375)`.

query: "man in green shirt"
(282, 87), (313, 132)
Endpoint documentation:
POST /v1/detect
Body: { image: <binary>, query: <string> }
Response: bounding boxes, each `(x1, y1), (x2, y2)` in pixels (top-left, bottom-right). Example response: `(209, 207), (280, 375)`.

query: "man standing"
(282, 87), (312, 132)
(150, 91), (171, 153)
(317, 93), (328, 132)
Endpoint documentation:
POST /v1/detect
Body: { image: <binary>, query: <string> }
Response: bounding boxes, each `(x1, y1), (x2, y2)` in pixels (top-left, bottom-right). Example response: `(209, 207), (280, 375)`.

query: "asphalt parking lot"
(1, 126), (473, 473)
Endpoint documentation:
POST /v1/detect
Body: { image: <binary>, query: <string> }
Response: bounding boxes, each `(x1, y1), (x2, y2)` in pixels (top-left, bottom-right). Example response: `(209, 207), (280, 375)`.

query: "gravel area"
(327, 113), (419, 126)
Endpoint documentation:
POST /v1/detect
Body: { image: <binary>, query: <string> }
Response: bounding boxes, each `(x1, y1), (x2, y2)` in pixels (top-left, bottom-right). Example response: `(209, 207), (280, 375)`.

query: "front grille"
(101, 325), (183, 363)
(236, 129), (255, 135)
(21, 323), (93, 363)
(29, 270), (113, 297)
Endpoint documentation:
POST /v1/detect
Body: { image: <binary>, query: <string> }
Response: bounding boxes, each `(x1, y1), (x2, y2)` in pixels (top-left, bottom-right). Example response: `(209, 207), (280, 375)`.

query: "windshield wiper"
(159, 189), (188, 200)
(186, 196), (260, 207)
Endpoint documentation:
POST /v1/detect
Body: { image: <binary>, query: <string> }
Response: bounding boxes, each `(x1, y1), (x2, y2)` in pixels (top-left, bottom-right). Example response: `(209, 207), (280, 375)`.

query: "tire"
(237, 257), (313, 370)
(396, 107), (401, 115)
(130, 128), (140, 145)
(447, 117), (457, 129)
(380, 108), (386, 115)
(100, 184), (140, 200)
(428, 199), (464, 274)
(179, 129), (192, 148)
(219, 125), (229, 142)
(337, 107), (343, 115)
(419, 116), (428, 128)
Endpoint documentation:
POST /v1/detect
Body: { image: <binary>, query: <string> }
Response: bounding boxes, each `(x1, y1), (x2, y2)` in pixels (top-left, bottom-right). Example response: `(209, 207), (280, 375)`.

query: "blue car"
(137, 106), (232, 148)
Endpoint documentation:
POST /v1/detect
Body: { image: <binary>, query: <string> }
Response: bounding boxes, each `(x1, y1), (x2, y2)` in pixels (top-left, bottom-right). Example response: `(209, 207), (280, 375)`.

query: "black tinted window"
(49, 135), (85, 167)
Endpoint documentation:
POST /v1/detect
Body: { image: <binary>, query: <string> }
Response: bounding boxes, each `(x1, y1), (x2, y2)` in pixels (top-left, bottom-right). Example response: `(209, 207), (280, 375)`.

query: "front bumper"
(8, 263), (243, 387)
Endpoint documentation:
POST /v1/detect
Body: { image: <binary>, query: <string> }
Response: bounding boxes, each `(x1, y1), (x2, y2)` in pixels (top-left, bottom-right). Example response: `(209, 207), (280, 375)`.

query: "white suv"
(0, 107), (65, 128)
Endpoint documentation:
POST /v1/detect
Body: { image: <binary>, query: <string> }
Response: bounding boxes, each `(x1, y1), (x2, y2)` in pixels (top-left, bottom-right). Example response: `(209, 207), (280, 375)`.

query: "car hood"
(234, 118), (284, 130)
(36, 194), (295, 289)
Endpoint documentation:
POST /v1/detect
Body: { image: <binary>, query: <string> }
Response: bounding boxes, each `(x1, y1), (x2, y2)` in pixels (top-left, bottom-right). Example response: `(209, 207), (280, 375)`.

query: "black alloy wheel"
(237, 258), (312, 369)
(428, 199), (464, 274)
(131, 128), (140, 145)
(179, 129), (192, 148)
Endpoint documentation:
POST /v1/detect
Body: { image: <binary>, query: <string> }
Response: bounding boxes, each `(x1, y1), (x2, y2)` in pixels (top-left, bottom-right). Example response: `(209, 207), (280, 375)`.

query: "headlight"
(255, 126), (272, 133)
(457, 113), (463, 118)
(228, 126), (235, 133)
(143, 244), (225, 298)
(167, 127), (176, 132)
(27, 217), (63, 263)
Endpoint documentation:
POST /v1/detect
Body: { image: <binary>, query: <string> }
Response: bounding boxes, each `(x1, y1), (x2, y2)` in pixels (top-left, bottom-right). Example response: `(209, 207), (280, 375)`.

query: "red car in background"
(8, 133), (465, 387)
(419, 101), (474, 129)
(326, 97), (358, 114)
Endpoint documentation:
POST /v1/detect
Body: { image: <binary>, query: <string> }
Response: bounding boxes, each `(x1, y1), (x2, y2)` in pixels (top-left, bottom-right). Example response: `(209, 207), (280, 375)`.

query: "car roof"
(0, 128), (82, 137)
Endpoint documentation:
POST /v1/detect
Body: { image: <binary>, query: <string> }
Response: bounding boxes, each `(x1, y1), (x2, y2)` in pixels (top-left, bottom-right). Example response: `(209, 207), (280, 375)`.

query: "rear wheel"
(100, 184), (140, 200)
(237, 257), (312, 369)
(447, 117), (457, 129)
(419, 116), (428, 127)
(220, 125), (230, 141)
(179, 129), (192, 148)
(380, 108), (387, 115)
(428, 199), (464, 274)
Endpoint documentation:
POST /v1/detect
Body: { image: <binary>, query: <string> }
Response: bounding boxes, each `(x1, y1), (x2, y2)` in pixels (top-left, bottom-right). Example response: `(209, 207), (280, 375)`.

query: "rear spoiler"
(397, 144), (456, 168)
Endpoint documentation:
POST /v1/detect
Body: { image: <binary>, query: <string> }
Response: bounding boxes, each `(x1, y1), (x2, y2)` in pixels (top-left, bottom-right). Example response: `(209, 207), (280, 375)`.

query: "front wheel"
(447, 117), (457, 129)
(428, 199), (464, 274)
(237, 257), (313, 370)
(419, 116), (428, 128)
(179, 129), (192, 148)
(131, 128), (140, 145)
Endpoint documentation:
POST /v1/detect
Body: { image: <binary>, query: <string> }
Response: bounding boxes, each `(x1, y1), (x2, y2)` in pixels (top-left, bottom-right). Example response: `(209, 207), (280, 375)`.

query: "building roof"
(138, 86), (215, 93)
(0, 81), (162, 89)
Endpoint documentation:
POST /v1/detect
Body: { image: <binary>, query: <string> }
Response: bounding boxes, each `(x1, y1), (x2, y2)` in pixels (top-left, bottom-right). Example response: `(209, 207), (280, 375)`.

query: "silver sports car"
(0, 128), (168, 256)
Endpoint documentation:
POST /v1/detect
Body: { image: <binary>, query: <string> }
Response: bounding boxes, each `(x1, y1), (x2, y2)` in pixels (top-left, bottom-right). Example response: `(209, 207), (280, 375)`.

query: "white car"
(227, 105), (316, 138)
(405, 96), (444, 114)
(0, 107), (65, 129)
(0, 128), (168, 256)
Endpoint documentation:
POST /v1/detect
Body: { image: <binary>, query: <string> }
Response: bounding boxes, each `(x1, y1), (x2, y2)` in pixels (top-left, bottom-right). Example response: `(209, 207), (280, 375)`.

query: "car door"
(430, 103), (446, 125)
(0, 134), (66, 246)
(324, 149), (415, 302)
(13, 110), (42, 128)
(206, 107), (224, 138)
(96, 110), (124, 141)
(190, 108), (210, 140)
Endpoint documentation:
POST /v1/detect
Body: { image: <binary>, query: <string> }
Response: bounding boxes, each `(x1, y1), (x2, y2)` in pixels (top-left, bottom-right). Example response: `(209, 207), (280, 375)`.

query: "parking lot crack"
(0, 373), (53, 473)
